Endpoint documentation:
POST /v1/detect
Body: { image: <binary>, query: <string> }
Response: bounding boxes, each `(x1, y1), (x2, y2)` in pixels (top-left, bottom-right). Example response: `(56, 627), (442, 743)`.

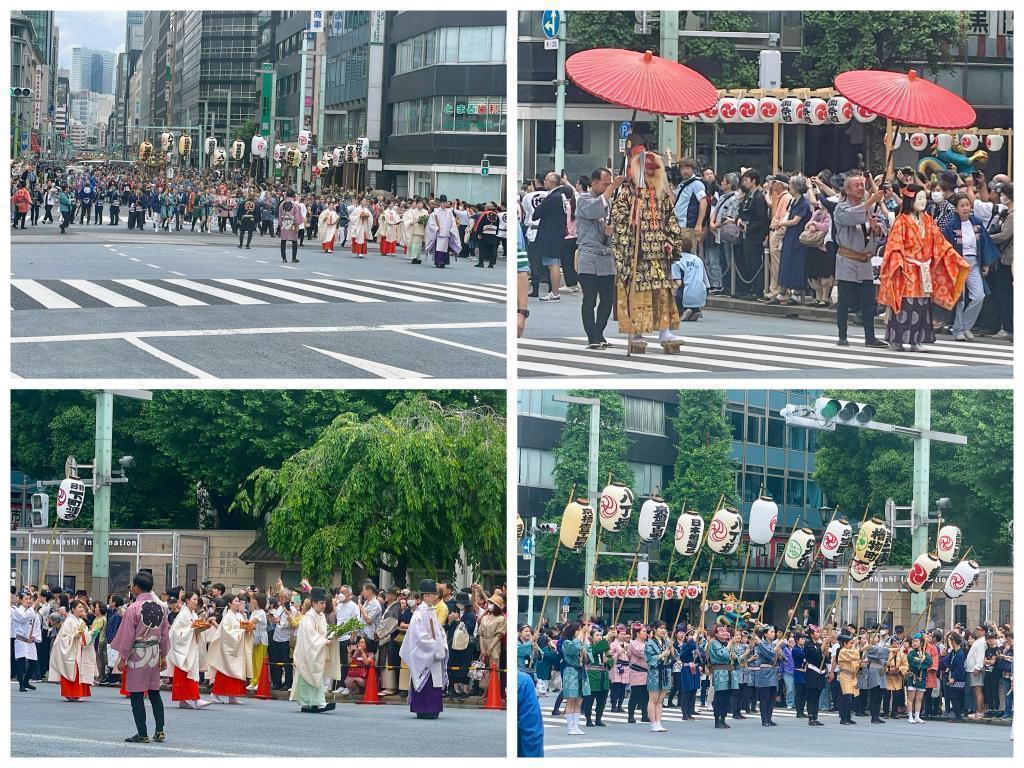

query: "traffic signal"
(30, 493), (49, 528)
(11, 87), (33, 98)
(480, 158), (490, 176)
(536, 522), (559, 534)
(815, 397), (877, 425)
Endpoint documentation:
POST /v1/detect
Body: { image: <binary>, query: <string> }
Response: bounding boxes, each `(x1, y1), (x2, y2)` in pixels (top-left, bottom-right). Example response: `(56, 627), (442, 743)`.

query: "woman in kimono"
(752, 625), (781, 726)
(862, 631), (889, 723)
(645, 620), (676, 732)
(905, 634), (930, 722)
(205, 594), (253, 704)
(733, 630), (752, 717)
(884, 634), (909, 719)
(581, 625), (611, 727)
(379, 201), (403, 256)
(348, 198), (372, 257)
(48, 599), (97, 701)
(878, 183), (969, 351)
(318, 201), (339, 253)
(608, 625), (630, 712)
(708, 623), (740, 729)
(517, 624), (539, 682)
(677, 628), (701, 721)
(559, 622), (590, 734)
(168, 590), (210, 709)
(667, 627), (684, 708)
(246, 593), (268, 691)
(402, 199), (427, 264)
(836, 633), (863, 724)
(626, 623), (650, 723)
(803, 626), (827, 726)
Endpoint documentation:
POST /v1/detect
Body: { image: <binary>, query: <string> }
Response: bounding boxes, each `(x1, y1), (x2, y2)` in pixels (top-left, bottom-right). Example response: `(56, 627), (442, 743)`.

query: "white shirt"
(960, 220), (978, 256)
(361, 598), (382, 641)
(271, 604), (295, 642)
(333, 599), (360, 641)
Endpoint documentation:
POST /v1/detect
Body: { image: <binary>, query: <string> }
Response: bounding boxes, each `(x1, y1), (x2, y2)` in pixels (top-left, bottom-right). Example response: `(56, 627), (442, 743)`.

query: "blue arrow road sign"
(542, 10), (561, 39)
(521, 537), (535, 556)
(619, 121), (632, 139)
(561, 596), (571, 606)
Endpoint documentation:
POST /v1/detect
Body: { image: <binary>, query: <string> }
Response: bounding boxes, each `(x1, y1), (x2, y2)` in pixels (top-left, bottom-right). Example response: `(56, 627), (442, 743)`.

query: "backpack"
(452, 621), (470, 651)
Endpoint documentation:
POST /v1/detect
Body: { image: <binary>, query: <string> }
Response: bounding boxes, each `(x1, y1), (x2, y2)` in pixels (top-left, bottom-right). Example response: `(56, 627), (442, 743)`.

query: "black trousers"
(280, 240), (298, 260)
(949, 686), (965, 719)
(739, 682), (755, 711)
(628, 685), (650, 720)
(735, 237), (765, 296)
(560, 238), (579, 288)
(836, 279), (879, 341)
(712, 688), (732, 719)
(59, 211), (71, 232)
(78, 202), (91, 224)
(15, 657), (31, 687)
(260, 219), (273, 236)
(129, 690), (164, 737)
(988, 263), (1013, 332)
(43, 204), (53, 222)
(13, 211), (26, 228)
(829, 678), (840, 710)
(268, 638), (292, 688)
(582, 688), (608, 724)
(218, 216), (228, 233)
(795, 682), (807, 717)
(681, 688), (697, 718)
(578, 273), (614, 343)
(127, 210), (142, 230)
(338, 639), (350, 683)
(527, 241), (552, 293)
(239, 228), (253, 248)
(839, 691), (854, 722)
(806, 686), (822, 720)
(94, 206), (103, 224)
(610, 681), (626, 710)
(31, 204), (40, 224)
(869, 685), (883, 719)
(110, 208), (120, 225)
(477, 240), (498, 267)
(550, 690), (563, 716)
(758, 685), (776, 724)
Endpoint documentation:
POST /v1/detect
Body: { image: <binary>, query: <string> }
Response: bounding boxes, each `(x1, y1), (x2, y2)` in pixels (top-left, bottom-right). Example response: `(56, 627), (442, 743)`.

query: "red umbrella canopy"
(566, 48), (718, 117)
(834, 69), (976, 129)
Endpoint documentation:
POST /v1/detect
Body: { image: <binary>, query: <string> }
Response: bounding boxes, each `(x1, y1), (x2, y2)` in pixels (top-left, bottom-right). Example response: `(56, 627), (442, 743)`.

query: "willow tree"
(231, 395), (506, 586)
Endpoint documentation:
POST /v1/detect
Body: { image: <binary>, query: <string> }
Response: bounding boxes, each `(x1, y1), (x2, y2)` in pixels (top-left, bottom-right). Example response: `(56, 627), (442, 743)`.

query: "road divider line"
(392, 328), (506, 358)
(122, 336), (214, 379)
(303, 345), (430, 379)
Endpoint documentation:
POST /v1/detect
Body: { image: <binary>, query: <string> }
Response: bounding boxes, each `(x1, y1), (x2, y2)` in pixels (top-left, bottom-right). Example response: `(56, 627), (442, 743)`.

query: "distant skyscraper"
(71, 46), (115, 94)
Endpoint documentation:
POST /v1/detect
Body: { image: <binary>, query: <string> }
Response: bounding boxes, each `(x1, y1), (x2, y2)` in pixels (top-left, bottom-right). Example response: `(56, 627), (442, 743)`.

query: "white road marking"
(213, 278), (325, 303)
(122, 336), (214, 378)
(11, 279), (80, 309)
(312, 271), (334, 277)
(303, 345), (430, 379)
(146, 263), (162, 269)
(260, 278), (381, 303)
(61, 279), (145, 308)
(310, 278), (437, 302)
(168, 270), (186, 276)
(392, 328), (506, 358)
(129, 257), (140, 261)
(112, 279), (207, 306)
(544, 742), (623, 751)
(364, 279), (493, 303)
(162, 278), (269, 305)
(518, 360), (604, 376)
(520, 338), (786, 372)
(257, 260), (269, 264)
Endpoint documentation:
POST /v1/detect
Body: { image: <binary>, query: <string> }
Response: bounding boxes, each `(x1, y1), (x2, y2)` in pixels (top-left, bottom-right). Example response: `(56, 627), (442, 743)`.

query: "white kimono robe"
(205, 609), (253, 683)
(168, 605), (204, 681)
(318, 208), (339, 245)
(11, 606), (38, 660)
(381, 207), (403, 244)
(425, 207), (462, 256)
(399, 602), (448, 693)
(349, 206), (372, 245)
(48, 614), (97, 684)
(402, 208), (427, 245)
(289, 609), (342, 700)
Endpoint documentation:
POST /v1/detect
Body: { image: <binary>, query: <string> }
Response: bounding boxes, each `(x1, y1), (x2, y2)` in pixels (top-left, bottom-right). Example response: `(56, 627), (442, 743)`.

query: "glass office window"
(629, 463), (664, 496)
(624, 397), (666, 435)
(517, 390), (568, 420)
(747, 415), (762, 445)
(727, 408), (744, 440)
(519, 448), (556, 488)
(786, 475), (805, 508)
(766, 473), (784, 504)
(394, 26), (505, 74)
(766, 417), (785, 447)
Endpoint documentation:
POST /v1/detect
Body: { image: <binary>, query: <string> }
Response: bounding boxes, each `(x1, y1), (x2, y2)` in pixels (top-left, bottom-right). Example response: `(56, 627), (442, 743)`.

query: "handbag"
(799, 221), (826, 248)
(452, 621), (470, 651)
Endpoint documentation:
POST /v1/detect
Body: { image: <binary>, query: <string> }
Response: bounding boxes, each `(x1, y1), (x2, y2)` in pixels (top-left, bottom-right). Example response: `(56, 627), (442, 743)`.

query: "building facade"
(10, 12), (46, 158)
(70, 46), (114, 95)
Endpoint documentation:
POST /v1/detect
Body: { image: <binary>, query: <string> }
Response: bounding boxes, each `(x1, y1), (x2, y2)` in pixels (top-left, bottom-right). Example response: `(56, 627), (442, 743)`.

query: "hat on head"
(487, 593), (505, 611)
(418, 579), (438, 595)
(838, 634), (853, 644)
(616, 624), (627, 632)
(771, 172), (791, 184)
(310, 587), (327, 602)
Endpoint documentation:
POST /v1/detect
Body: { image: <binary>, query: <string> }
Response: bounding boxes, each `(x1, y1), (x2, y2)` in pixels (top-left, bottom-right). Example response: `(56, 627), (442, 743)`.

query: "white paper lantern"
(737, 97), (760, 122)
(204, 136), (217, 155)
(943, 559), (981, 599)
(211, 148), (226, 167)
(585, 584), (595, 597)
(56, 478), (86, 521)
(332, 147), (344, 166)
(748, 495), (778, 546)
(625, 584), (639, 599)
(804, 98), (829, 125)
(595, 584), (608, 598)
(599, 482), (635, 533)
(737, 602), (748, 614)
(936, 133), (954, 152)
(718, 97), (740, 123)
(516, 515), (524, 540)
(826, 96), (853, 124)
(853, 104), (877, 123)
(685, 584), (702, 600)
(891, 132), (902, 150)
(638, 497), (671, 542)
(784, 528), (816, 569)
(985, 134), (1004, 152)
(936, 525), (962, 563)
(675, 510), (705, 556)
(559, 498), (594, 551)
(707, 507), (743, 555)
(849, 557), (875, 583)
(250, 135), (267, 158)
(758, 97), (782, 123)
(746, 602), (759, 615)
(697, 104), (719, 123)
(909, 132), (929, 152)
(638, 585), (650, 598)
(820, 517), (853, 560)
(780, 97), (805, 124)
(710, 601), (722, 613)
(615, 584), (627, 598)
(906, 552), (942, 593)
(297, 130), (311, 151)
(273, 143), (285, 161)
(651, 586), (663, 599)
(853, 517), (888, 563)
(160, 131), (174, 151)
(874, 526), (893, 567)
(959, 133), (980, 152)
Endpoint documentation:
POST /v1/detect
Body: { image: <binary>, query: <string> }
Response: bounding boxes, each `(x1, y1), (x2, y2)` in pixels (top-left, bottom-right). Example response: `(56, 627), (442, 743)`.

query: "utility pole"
(659, 11), (679, 156)
(554, 13), (567, 175)
(911, 389), (931, 615)
(91, 392), (114, 601)
(527, 517), (537, 626)
(296, 31), (310, 192)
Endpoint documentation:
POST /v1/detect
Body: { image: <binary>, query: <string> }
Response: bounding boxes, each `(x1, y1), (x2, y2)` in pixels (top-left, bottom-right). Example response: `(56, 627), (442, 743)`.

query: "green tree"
(230, 117), (260, 149)
(237, 395), (506, 586)
(812, 390), (1011, 565)
(567, 11), (656, 52)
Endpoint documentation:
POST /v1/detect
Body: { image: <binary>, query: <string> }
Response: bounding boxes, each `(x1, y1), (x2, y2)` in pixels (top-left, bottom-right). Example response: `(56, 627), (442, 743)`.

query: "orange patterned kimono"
(878, 212), (968, 313)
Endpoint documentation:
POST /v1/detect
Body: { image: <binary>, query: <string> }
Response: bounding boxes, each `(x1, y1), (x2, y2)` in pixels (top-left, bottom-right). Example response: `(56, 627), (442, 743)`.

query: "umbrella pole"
(772, 123), (780, 175)
(884, 119), (897, 180)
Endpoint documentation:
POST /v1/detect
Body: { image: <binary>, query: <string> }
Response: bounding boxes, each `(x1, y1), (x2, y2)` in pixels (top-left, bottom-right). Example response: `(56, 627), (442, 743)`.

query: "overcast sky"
(55, 11), (126, 70)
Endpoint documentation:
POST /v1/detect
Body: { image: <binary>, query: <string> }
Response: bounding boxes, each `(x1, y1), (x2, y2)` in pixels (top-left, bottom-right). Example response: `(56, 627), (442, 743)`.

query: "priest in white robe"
(425, 197), (462, 268)
(290, 587), (340, 713)
(399, 579), (448, 718)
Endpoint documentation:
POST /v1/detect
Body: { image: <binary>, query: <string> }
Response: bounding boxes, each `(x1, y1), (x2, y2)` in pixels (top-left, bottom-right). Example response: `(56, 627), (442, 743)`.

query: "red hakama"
(352, 241), (367, 255)
(211, 672), (247, 697)
(60, 669), (91, 699)
(380, 238), (395, 255)
(172, 665), (200, 701)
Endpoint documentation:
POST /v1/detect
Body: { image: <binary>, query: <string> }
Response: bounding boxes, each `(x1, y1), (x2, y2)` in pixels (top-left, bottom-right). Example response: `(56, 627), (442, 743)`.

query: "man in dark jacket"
(735, 169), (770, 298)
(531, 172), (572, 302)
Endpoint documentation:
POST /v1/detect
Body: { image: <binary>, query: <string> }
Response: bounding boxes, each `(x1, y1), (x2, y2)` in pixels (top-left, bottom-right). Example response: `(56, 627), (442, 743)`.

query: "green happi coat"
(709, 638), (740, 691)
(586, 638), (611, 692)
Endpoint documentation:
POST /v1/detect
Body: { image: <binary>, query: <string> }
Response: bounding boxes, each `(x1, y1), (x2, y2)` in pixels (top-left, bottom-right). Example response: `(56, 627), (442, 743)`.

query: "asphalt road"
(535, 698), (1012, 757)
(518, 289), (1013, 380)
(10, 683), (506, 757)
(11, 221), (507, 380)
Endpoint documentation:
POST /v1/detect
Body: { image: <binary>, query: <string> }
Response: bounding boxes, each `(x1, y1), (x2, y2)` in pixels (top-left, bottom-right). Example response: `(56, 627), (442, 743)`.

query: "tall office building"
(70, 46), (115, 94)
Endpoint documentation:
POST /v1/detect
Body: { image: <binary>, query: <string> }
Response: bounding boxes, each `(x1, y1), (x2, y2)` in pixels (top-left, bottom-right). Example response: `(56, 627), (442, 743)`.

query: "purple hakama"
(409, 682), (443, 718)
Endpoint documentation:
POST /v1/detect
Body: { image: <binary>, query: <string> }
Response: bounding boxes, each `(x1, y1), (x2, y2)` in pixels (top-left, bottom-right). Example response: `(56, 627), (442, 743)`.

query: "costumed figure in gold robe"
(878, 183), (969, 351)
(611, 137), (683, 354)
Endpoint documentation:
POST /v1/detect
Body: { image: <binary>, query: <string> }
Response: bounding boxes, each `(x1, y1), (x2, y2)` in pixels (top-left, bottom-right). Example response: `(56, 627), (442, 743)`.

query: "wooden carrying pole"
(671, 494), (725, 630)
(757, 512), (804, 612)
(536, 483), (576, 635)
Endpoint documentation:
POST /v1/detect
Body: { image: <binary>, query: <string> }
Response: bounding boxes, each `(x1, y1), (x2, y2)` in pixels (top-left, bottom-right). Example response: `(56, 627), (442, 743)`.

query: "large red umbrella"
(834, 68), (976, 129)
(566, 48), (718, 117)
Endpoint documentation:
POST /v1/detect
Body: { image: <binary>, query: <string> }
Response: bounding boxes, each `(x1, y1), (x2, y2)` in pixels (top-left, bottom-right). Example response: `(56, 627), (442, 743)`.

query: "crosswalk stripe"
(11, 279), (80, 309)
(260, 279), (383, 303)
(61, 279), (145, 308)
(520, 338), (788, 372)
(518, 360), (606, 376)
(794, 333), (1015, 357)
(440, 281), (507, 296)
(665, 336), (877, 369)
(308, 278), (438, 302)
(213, 278), (325, 303)
(544, 742), (623, 750)
(738, 334), (1012, 366)
(361, 279), (495, 303)
(113, 279), (208, 306)
(518, 346), (708, 374)
(163, 278), (269, 305)
(726, 335), (965, 368)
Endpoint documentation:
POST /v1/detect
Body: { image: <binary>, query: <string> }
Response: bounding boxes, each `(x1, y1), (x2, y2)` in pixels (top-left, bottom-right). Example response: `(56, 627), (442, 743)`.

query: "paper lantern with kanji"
(737, 97), (760, 122)
(675, 509), (704, 556)
(853, 517), (888, 563)
(559, 498), (595, 551)
(273, 143), (285, 161)
(204, 137), (217, 155)
(985, 134), (1004, 152)
(758, 97), (782, 123)
(285, 147), (301, 167)
(874, 525), (893, 567)
(826, 96), (853, 124)
(943, 559), (980, 599)
(697, 103), (719, 123)
(780, 98), (805, 124)
(849, 557), (875, 583)
(138, 141), (153, 161)
(748, 494), (778, 546)
(959, 133), (980, 152)
(178, 136), (192, 156)
(599, 482), (635, 533)
(707, 507), (743, 555)
(820, 517), (853, 560)
(936, 524), (962, 563)
(638, 497), (671, 542)
(297, 130), (311, 152)
(784, 527), (816, 569)
(211, 148), (226, 167)
(332, 147), (344, 166)
(516, 515), (524, 540)
(909, 133), (930, 152)
(906, 552), (941, 593)
(718, 97), (740, 123)
(804, 98), (828, 125)
(160, 131), (174, 151)
(853, 104), (877, 123)
(251, 135), (267, 158)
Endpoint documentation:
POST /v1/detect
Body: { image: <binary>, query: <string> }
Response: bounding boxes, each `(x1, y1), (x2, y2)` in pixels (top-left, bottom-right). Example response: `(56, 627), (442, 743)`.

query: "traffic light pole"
(659, 11), (679, 156)
(91, 392), (113, 602)
(527, 517), (537, 626)
(554, 15), (566, 175)
(911, 389), (930, 615)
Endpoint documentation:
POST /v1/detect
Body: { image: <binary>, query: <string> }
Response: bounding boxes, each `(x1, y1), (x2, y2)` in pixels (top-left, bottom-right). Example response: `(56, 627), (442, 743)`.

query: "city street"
(10, 684), (506, 757)
(11, 224), (506, 379)
(517, 293), (1012, 379)
(537, 702), (1012, 757)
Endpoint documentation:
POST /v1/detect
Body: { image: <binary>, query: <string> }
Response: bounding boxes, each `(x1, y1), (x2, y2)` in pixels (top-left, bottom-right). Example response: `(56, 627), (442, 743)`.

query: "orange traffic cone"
(255, 656), (272, 700)
(483, 662), (504, 710)
(357, 664), (383, 705)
